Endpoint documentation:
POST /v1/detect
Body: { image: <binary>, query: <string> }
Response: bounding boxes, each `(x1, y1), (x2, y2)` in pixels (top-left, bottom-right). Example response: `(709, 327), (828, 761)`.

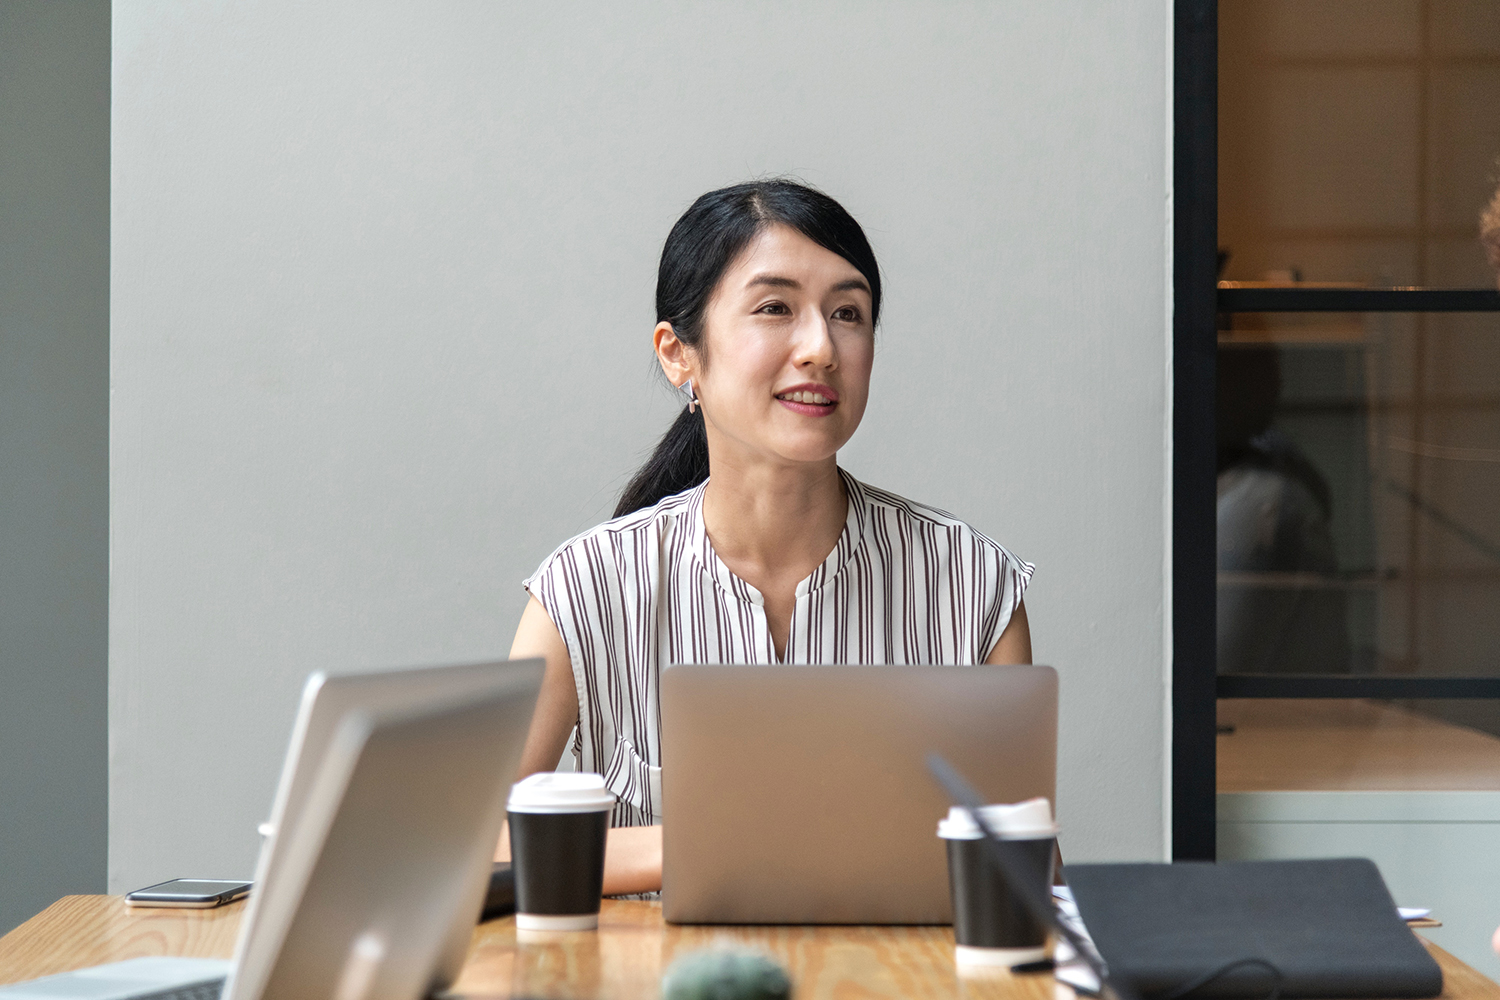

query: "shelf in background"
(1218, 283), (1500, 314)
(1217, 698), (1500, 793)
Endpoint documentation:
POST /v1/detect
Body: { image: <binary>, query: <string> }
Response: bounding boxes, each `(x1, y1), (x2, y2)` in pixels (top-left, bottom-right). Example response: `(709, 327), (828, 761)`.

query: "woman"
(503, 180), (1033, 895)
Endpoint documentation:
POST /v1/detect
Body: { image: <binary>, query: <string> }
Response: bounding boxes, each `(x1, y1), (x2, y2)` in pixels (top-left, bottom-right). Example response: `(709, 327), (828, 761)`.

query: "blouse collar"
(685, 468), (867, 606)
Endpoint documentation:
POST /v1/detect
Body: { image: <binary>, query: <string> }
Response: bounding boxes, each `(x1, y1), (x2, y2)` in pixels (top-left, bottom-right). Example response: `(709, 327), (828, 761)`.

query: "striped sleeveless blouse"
(523, 469), (1033, 829)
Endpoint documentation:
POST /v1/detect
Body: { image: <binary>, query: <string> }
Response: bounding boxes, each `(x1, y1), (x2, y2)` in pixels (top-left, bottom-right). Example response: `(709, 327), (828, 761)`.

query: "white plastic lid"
(507, 772), (616, 814)
(937, 798), (1057, 840)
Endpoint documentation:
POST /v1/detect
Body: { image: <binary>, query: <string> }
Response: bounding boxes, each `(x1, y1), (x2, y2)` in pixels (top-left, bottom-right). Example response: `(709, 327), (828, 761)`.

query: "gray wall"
(111, 1), (1171, 891)
(1, 1), (111, 931)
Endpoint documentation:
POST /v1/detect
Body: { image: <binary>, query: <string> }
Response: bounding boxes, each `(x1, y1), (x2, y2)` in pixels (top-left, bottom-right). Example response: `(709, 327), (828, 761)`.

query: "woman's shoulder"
(526, 482), (704, 581)
(846, 473), (1034, 577)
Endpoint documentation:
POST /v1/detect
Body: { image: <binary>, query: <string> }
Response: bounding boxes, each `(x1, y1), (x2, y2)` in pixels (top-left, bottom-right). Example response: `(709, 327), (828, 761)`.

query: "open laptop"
(0, 658), (542, 1000)
(660, 663), (1057, 925)
(226, 659), (542, 1000)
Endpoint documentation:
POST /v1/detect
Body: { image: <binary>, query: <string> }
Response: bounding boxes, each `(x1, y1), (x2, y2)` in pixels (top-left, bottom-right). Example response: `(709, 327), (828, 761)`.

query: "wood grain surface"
(0, 895), (242, 985)
(450, 900), (1055, 1000)
(2, 895), (1496, 999)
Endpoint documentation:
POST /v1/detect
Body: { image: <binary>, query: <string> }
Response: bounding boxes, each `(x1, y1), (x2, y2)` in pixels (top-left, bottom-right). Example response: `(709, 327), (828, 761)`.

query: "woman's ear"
(653, 322), (693, 388)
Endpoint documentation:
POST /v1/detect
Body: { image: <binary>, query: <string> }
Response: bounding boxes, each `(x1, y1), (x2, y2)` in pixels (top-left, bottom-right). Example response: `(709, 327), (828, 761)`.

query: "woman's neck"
(701, 454), (848, 595)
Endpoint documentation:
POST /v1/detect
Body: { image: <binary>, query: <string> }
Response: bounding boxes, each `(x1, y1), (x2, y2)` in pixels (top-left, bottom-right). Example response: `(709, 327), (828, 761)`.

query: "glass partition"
(1217, 0), (1500, 731)
(1217, 313), (1500, 691)
(1207, 1), (1500, 973)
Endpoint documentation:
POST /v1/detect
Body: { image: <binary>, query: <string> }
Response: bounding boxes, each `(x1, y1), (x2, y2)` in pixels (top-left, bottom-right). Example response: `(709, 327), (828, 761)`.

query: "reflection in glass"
(1216, 0), (1500, 694)
(1217, 343), (1350, 673)
(1213, 6), (1500, 976)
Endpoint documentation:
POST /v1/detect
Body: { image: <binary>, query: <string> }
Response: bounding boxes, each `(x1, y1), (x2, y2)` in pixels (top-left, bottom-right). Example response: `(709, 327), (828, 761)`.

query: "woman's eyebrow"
(746, 274), (800, 290)
(745, 274), (871, 295)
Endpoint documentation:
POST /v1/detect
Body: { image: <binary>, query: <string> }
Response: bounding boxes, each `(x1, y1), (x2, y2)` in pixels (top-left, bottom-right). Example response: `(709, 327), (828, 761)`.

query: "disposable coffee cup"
(507, 773), (615, 931)
(937, 797), (1058, 969)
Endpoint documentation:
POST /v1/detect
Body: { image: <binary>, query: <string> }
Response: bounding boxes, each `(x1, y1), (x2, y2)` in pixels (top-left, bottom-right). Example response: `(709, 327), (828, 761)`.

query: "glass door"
(1174, 0), (1500, 975)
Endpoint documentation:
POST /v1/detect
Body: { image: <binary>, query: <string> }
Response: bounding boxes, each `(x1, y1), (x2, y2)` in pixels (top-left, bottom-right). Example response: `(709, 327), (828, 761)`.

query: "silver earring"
(684, 378), (699, 414)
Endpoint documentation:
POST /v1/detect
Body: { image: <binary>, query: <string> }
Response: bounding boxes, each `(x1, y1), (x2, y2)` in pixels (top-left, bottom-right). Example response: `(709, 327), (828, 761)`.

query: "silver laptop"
(660, 663), (1057, 924)
(0, 659), (542, 1000)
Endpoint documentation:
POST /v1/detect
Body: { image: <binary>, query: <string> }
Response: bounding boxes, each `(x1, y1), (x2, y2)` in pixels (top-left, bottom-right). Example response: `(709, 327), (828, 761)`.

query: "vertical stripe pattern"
(523, 469), (1034, 829)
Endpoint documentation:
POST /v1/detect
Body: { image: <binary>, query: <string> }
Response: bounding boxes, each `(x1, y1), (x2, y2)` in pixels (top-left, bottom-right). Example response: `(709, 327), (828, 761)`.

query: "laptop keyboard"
(135, 979), (224, 1000)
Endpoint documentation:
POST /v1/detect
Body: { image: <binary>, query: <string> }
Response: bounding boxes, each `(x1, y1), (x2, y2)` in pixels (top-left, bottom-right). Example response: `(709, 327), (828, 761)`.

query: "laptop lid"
(223, 659), (541, 1000)
(661, 663), (1057, 924)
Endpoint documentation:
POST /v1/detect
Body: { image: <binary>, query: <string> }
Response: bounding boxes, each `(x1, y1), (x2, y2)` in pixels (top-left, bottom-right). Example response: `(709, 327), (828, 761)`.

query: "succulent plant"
(660, 948), (793, 1000)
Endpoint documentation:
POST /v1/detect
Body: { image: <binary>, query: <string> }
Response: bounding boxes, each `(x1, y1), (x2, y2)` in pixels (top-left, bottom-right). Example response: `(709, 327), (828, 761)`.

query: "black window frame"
(1171, 0), (1500, 861)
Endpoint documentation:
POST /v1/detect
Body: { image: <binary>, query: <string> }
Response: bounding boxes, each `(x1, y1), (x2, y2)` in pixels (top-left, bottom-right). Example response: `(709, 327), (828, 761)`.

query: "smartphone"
(124, 879), (253, 908)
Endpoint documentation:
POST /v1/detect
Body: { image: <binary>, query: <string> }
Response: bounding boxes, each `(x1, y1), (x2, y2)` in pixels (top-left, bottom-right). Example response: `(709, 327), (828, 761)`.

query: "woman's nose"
(791, 315), (836, 369)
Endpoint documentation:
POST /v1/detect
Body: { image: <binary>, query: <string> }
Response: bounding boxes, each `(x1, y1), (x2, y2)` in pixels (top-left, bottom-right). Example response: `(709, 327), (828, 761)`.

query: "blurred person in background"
(1482, 179), (1500, 289)
(1216, 343), (1350, 674)
(1483, 176), (1500, 960)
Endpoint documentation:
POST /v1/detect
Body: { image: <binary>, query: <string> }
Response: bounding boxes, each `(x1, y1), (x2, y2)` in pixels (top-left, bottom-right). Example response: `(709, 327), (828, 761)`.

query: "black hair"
(613, 179), (882, 518)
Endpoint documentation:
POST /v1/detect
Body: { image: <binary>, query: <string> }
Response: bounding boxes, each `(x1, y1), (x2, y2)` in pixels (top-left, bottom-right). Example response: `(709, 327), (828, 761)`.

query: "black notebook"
(1066, 858), (1443, 999)
(480, 861), (516, 922)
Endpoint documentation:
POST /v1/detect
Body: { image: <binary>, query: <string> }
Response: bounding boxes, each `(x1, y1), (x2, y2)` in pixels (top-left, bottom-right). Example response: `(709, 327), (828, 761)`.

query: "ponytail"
(614, 179), (881, 518)
(613, 405), (709, 518)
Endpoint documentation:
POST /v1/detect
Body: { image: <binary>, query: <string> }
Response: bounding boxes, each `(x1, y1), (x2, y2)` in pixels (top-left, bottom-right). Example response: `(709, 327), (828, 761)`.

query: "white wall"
(1, 0), (109, 931)
(111, 1), (1171, 890)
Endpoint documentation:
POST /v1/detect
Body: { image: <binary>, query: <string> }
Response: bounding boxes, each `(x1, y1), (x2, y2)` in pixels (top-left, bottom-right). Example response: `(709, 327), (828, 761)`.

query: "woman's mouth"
(774, 385), (839, 417)
(777, 390), (834, 405)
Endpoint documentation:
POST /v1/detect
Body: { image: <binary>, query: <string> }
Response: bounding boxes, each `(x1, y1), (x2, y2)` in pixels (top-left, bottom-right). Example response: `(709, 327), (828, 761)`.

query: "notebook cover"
(1066, 858), (1442, 999)
(480, 862), (515, 922)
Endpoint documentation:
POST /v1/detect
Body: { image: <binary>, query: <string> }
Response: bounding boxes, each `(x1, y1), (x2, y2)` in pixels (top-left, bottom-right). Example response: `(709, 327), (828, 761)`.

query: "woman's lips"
(774, 384), (840, 417)
(776, 397), (839, 417)
(780, 380), (840, 416)
(778, 390), (833, 404)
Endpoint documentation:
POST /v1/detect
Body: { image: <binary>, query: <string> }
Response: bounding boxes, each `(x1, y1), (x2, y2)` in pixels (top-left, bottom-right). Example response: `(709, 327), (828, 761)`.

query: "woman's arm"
(984, 599), (1032, 665)
(511, 596), (579, 776)
(496, 596), (664, 895)
(597, 826), (663, 896)
(982, 599), (1063, 879)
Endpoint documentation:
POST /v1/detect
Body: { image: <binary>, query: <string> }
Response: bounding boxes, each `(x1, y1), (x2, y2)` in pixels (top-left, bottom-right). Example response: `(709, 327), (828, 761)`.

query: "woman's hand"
(602, 825), (663, 896)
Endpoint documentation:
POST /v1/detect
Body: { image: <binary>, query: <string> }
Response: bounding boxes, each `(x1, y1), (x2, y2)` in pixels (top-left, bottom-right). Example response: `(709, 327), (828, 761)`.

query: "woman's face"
(676, 224), (875, 470)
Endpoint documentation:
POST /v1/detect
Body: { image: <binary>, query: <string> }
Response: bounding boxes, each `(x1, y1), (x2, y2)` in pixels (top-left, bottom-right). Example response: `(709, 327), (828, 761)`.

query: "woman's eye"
(756, 302), (790, 316)
(833, 306), (862, 323)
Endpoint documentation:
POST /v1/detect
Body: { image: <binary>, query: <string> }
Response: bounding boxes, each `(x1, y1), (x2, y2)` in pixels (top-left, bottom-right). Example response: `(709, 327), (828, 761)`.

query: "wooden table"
(2, 896), (1497, 1000)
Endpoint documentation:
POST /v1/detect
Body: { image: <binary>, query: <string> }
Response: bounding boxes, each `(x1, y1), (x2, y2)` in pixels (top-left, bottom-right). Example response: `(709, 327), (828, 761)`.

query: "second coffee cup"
(508, 772), (616, 931)
(937, 797), (1058, 969)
